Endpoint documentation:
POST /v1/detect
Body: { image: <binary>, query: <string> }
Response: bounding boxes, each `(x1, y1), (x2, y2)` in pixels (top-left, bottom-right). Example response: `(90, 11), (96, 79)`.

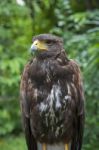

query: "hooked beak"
(30, 43), (38, 52)
(30, 40), (48, 54)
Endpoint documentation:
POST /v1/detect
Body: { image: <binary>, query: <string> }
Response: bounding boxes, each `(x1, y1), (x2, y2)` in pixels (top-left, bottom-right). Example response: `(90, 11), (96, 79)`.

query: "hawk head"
(30, 34), (63, 55)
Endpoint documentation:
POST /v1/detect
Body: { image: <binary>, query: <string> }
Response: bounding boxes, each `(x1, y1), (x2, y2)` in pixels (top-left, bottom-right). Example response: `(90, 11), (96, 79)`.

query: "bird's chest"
(29, 59), (74, 142)
(37, 84), (68, 135)
(30, 81), (73, 143)
(29, 59), (57, 84)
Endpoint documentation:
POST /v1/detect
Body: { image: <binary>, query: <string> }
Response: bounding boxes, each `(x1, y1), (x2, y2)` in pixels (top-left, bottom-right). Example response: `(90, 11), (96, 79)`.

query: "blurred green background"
(0, 0), (99, 150)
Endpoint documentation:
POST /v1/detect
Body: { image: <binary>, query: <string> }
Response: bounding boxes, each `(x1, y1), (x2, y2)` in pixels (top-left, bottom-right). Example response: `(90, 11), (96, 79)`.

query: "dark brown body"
(20, 50), (85, 150)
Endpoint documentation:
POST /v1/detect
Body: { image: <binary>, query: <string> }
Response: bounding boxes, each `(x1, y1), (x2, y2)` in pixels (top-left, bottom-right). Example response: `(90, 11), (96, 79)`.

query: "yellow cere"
(33, 40), (48, 51)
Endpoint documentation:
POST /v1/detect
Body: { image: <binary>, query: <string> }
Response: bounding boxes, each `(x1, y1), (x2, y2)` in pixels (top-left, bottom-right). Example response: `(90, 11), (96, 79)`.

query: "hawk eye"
(46, 40), (52, 45)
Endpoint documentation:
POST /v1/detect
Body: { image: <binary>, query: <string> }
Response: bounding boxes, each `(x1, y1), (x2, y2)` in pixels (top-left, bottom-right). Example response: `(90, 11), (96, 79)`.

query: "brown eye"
(46, 40), (52, 45)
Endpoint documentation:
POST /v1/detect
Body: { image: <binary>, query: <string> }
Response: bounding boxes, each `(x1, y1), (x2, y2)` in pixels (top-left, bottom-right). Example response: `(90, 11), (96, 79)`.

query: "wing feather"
(20, 63), (37, 150)
(69, 60), (85, 150)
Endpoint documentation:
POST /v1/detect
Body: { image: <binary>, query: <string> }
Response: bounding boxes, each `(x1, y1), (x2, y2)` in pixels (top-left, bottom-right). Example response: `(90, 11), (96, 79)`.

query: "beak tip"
(30, 45), (37, 53)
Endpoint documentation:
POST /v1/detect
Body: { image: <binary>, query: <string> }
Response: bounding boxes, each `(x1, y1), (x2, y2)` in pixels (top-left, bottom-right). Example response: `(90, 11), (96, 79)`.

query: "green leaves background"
(0, 0), (99, 149)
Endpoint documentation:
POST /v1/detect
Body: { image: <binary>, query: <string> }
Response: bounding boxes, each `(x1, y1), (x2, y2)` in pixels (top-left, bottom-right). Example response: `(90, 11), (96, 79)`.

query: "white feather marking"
(55, 85), (61, 109)
(58, 80), (60, 84)
(46, 84), (62, 129)
(39, 102), (47, 112)
(39, 83), (62, 130)
(34, 89), (38, 100)
(47, 86), (55, 127)
(28, 79), (31, 84)
(55, 127), (60, 137)
(67, 83), (71, 95)
(49, 86), (54, 107)
(71, 83), (77, 95)
(65, 95), (71, 100)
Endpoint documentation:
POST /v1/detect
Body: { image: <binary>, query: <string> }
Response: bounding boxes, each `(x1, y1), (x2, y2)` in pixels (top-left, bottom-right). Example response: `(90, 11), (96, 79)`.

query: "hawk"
(20, 34), (85, 150)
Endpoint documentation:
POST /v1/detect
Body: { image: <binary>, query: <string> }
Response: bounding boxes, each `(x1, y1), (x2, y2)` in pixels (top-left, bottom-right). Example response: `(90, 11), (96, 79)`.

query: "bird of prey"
(20, 34), (85, 150)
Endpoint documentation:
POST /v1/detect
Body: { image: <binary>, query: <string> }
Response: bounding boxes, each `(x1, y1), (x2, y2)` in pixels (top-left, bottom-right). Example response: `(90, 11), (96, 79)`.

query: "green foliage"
(0, 0), (31, 136)
(70, 0), (99, 12)
(0, 98), (21, 135)
(0, 135), (27, 150)
(0, 0), (99, 149)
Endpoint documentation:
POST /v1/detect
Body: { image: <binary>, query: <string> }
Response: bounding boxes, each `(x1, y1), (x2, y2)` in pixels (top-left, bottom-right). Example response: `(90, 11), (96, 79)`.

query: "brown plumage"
(20, 34), (85, 150)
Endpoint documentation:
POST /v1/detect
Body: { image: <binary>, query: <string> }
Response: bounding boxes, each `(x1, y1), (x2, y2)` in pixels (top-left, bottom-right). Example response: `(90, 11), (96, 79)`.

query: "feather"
(20, 34), (85, 150)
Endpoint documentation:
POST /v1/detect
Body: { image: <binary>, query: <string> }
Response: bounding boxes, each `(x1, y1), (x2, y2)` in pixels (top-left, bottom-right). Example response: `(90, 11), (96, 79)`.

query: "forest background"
(0, 0), (99, 150)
